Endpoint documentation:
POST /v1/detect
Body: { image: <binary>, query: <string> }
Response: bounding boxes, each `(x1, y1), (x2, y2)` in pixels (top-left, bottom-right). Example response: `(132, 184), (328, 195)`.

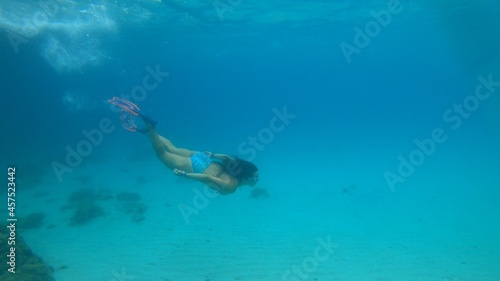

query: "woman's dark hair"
(221, 158), (258, 181)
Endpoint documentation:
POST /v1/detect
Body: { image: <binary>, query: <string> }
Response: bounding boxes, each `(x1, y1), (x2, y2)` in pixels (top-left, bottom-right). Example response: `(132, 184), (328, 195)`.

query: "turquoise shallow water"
(1, 0), (500, 280)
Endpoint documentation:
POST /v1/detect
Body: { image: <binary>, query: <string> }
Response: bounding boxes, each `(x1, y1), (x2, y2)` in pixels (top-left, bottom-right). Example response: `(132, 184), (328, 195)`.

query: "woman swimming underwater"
(109, 97), (259, 195)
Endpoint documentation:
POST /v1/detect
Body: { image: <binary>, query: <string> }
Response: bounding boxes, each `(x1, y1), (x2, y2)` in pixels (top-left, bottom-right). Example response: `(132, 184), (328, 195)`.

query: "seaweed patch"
(249, 187), (270, 199)
(116, 192), (147, 223)
(18, 212), (45, 230)
(62, 188), (109, 226)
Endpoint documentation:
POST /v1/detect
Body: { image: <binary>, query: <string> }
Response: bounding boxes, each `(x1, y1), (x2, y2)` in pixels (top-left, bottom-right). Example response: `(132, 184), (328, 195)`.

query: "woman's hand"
(173, 168), (187, 176)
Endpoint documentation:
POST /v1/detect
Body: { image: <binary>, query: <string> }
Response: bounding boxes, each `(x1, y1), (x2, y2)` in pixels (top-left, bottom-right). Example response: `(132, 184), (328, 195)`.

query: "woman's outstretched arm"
(174, 169), (237, 194)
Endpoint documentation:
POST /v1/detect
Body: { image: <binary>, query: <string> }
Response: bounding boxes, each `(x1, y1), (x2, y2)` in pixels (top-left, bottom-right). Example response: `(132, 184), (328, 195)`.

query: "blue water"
(1, 0), (500, 280)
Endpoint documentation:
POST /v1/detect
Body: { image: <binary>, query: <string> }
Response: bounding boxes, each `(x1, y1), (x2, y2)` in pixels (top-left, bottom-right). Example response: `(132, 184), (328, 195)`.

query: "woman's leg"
(146, 124), (193, 172)
(158, 136), (197, 157)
